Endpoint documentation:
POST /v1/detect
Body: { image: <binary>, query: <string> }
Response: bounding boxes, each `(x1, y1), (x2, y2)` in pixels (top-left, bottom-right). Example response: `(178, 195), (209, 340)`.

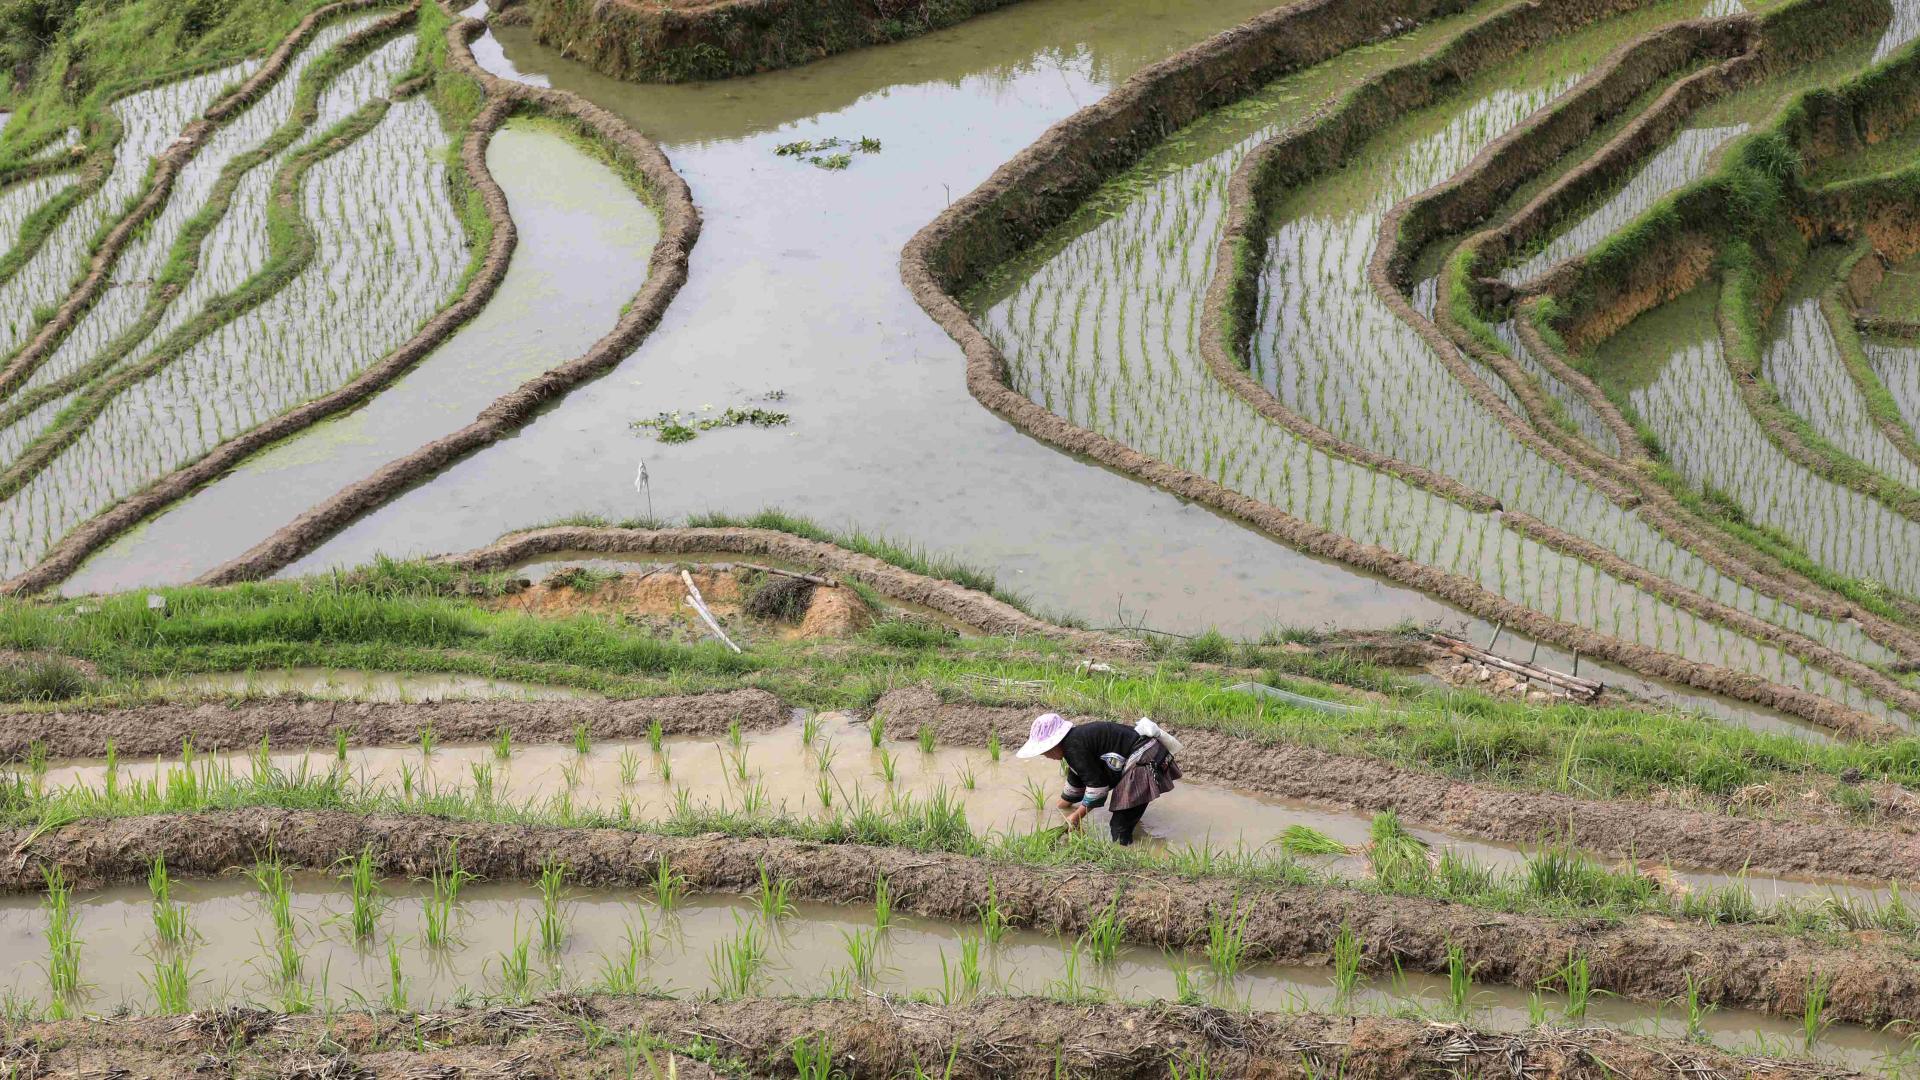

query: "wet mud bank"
(181, 7), (700, 591)
(0, 689), (784, 759)
(872, 688), (1920, 883)
(7, 996), (1865, 1079)
(524, 0), (1030, 83)
(9, 807), (1920, 1025)
(431, 525), (1120, 647)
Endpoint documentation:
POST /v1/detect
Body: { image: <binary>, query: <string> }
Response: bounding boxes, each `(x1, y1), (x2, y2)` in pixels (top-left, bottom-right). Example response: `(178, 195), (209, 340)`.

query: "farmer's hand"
(1064, 804), (1090, 832)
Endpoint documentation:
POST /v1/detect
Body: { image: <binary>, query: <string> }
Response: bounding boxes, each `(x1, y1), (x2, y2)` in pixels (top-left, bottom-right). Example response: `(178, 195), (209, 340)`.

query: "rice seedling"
(538, 857), (569, 952)
(1280, 824), (1349, 857)
(814, 742), (837, 773)
(958, 764), (976, 790)
(842, 926), (881, 983)
(494, 727), (513, 759)
(1167, 952), (1203, 1006)
(1446, 940), (1475, 1017)
(650, 855), (684, 912)
(1085, 895), (1125, 965)
(418, 723), (435, 757)
(802, 712), (821, 745)
(252, 733), (273, 778)
(336, 729), (349, 762)
(144, 954), (193, 1014)
(1024, 778), (1048, 815)
(1803, 973), (1832, 1050)
(868, 718), (883, 748)
(659, 753), (673, 784)
(1204, 901), (1249, 982)
(987, 734), (1001, 762)
(979, 879), (1010, 945)
(647, 718), (663, 754)
(1555, 951), (1598, 1023)
(1048, 935), (1098, 1002)
(875, 747), (898, 784)
(1169, 1054), (1213, 1080)
(102, 739), (118, 799)
(873, 873), (893, 931)
(149, 855), (189, 947)
(251, 858), (295, 937)
(469, 761), (494, 803)
(496, 919), (533, 1001)
(574, 722), (592, 755)
(384, 939), (408, 1011)
(755, 861), (796, 922)
(791, 1033), (840, 1080)
(917, 724), (935, 753)
(1331, 924), (1363, 1002)
(597, 918), (655, 995)
(1682, 972), (1715, 1042)
(708, 916), (767, 999)
(727, 719), (743, 749)
(618, 748), (641, 786)
(42, 866), (80, 1009)
(339, 844), (384, 940)
(816, 772), (834, 808)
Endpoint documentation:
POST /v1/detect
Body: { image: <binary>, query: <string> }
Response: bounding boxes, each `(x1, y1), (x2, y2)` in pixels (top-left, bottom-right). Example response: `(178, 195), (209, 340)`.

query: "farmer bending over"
(1015, 712), (1182, 845)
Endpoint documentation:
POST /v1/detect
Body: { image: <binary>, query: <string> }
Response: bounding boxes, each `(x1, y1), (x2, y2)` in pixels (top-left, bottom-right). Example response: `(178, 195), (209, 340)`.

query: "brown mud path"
(7, 807), (1920, 1025)
(871, 688), (1920, 883)
(4, 996), (1866, 1078)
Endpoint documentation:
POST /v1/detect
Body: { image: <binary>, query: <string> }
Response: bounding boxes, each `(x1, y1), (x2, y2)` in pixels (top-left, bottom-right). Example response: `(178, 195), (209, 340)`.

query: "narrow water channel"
(30, 719), (1904, 906)
(3, 875), (1906, 1067)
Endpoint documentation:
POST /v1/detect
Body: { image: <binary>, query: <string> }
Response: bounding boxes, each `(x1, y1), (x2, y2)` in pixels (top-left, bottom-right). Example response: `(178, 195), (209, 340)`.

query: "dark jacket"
(1059, 721), (1178, 811)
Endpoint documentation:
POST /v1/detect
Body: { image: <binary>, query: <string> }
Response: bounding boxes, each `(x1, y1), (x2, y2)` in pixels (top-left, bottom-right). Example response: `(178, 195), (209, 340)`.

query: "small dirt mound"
(797, 586), (875, 638)
(744, 574), (814, 621)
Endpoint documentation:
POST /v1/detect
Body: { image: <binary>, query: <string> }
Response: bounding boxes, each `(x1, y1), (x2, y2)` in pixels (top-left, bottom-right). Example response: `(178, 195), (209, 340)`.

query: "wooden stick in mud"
(1431, 633), (1602, 699)
(683, 570), (742, 653)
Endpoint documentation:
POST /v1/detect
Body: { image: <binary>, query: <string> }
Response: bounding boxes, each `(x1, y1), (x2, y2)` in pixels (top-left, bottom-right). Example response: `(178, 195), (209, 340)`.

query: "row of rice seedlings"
(1492, 317), (1623, 457)
(1864, 336), (1920, 441)
(0, 15), (388, 413)
(1241, 77), (1899, 667)
(0, 40), (464, 580)
(0, 64), (252, 366)
(1500, 125), (1747, 285)
(973, 22), (1905, 716)
(1762, 298), (1920, 493)
(1626, 328), (1920, 599)
(1878, 0), (1920, 61)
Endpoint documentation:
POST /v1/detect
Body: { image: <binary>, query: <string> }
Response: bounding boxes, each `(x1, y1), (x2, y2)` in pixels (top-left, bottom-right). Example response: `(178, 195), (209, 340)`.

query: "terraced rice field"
(7, 0), (1920, 1072)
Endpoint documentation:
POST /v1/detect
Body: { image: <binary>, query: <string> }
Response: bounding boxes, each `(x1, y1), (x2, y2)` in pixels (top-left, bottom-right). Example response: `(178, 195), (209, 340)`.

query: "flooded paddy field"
(8, 0), (1920, 1069)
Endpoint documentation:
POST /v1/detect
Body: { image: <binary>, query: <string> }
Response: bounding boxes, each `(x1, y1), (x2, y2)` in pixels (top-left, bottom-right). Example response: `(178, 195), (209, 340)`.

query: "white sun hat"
(1015, 713), (1072, 758)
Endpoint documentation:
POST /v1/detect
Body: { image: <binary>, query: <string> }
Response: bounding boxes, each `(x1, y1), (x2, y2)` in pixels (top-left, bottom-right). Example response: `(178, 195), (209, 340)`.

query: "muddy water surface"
(278, 0), (1471, 641)
(35, 720), (1903, 905)
(167, 668), (598, 702)
(2, 876), (1907, 1066)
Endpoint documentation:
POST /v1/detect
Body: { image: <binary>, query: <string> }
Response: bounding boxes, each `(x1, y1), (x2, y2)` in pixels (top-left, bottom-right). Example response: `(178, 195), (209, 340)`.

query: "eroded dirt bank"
(8, 808), (1920, 1024)
(429, 525), (1117, 647)
(873, 689), (1920, 882)
(3, 995), (1863, 1079)
(523, 0), (1030, 83)
(0, 689), (785, 758)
